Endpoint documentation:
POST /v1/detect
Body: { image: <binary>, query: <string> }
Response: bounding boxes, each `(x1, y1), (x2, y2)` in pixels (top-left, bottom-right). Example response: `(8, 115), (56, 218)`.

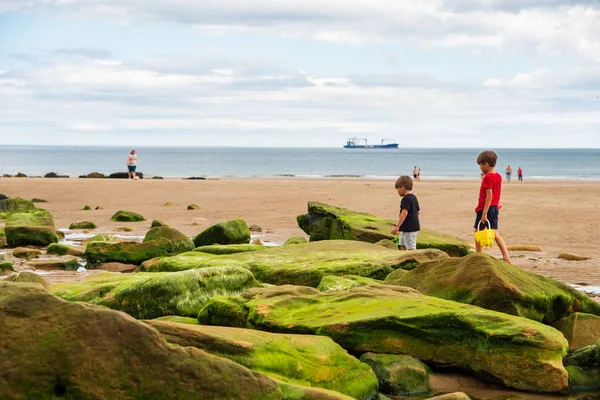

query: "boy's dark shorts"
(474, 206), (499, 230)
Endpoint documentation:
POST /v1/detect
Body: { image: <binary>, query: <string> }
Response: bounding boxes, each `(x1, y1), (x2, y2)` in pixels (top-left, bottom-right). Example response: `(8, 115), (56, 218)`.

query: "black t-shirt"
(400, 193), (420, 232)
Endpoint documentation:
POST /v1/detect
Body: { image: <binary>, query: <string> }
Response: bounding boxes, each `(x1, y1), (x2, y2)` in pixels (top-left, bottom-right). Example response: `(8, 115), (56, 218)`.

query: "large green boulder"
(146, 321), (378, 399)
(0, 197), (36, 215)
(110, 210), (145, 222)
(85, 238), (174, 267)
(143, 226), (195, 254)
(317, 275), (381, 292)
(146, 241), (444, 288)
(5, 210), (59, 247)
(201, 284), (569, 393)
(359, 353), (430, 395)
(193, 219), (251, 247)
(0, 281), (282, 399)
(194, 243), (268, 255)
(385, 253), (600, 323)
(51, 266), (260, 319)
(297, 202), (470, 256)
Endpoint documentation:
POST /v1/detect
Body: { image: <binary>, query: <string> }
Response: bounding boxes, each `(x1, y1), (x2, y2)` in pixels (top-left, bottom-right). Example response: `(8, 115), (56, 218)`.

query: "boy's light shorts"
(399, 231), (418, 250)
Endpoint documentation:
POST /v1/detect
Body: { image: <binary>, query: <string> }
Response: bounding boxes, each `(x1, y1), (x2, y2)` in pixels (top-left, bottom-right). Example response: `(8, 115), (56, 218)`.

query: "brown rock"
(100, 262), (138, 273)
(506, 245), (543, 252)
(427, 393), (471, 400)
(552, 313), (600, 350)
(13, 247), (42, 260)
(558, 252), (592, 261)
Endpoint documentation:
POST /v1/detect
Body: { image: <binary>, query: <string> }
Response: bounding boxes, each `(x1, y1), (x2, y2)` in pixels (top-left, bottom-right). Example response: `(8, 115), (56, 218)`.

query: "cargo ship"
(344, 137), (399, 149)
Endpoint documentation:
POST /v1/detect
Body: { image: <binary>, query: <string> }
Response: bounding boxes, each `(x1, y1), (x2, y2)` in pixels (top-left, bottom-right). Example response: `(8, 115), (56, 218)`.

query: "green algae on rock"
(359, 352), (430, 395)
(0, 261), (14, 272)
(203, 284), (569, 393)
(0, 197), (36, 214)
(0, 281), (283, 400)
(143, 225), (195, 254)
(47, 243), (85, 257)
(143, 241), (449, 288)
(110, 210), (145, 222)
(3, 271), (48, 288)
(374, 239), (398, 249)
(26, 256), (80, 271)
(85, 238), (175, 267)
(69, 221), (97, 229)
(297, 202), (470, 256)
(151, 219), (168, 227)
(385, 252), (600, 323)
(146, 321), (379, 400)
(283, 236), (308, 246)
(51, 266), (261, 319)
(194, 243), (269, 255)
(317, 275), (381, 292)
(193, 218), (251, 247)
(566, 365), (600, 391)
(5, 210), (59, 247)
(82, 233), (122, 246)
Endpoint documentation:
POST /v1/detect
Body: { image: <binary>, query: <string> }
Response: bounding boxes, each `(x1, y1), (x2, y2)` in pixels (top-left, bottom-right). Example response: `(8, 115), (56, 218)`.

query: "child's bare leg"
(494, 230), (511, 263)
(474, 231), (483, 253)
(400, 245), (407, 251)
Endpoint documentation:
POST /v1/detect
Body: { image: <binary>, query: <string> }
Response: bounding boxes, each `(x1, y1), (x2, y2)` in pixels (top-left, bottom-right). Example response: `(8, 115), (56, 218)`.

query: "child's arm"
(392, 209), (408, 235)
(481, 188), (493, 223)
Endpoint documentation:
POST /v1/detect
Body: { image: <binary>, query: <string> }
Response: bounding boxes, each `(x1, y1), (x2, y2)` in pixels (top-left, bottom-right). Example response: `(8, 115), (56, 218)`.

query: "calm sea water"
(0, 146), (598, 180)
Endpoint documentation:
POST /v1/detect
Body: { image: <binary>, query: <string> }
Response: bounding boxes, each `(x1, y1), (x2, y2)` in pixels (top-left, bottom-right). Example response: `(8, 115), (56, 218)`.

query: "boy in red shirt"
(475, 150), (511, 263)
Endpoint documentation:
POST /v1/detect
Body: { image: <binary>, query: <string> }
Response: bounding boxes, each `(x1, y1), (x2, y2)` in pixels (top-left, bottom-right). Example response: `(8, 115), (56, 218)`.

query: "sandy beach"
(1, 177), (599, 287)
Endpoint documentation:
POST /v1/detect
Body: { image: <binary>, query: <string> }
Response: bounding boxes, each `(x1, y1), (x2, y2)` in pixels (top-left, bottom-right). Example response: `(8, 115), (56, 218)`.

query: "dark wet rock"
(109, 172), (144, 179)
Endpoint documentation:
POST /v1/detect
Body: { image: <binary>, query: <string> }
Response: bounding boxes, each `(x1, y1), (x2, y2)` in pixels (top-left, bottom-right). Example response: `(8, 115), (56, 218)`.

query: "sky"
(1, 0), (600, 148)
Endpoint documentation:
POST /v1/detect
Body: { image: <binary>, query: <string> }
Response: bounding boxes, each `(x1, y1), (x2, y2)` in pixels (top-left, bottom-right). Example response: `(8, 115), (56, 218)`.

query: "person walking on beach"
(392, 175), (420, 251)
(417, 167), (421, 182)
(127, 149), (138, 180)
(517, 167), (523, 182)
(505, 165), (512, 182)
(475, 150), (511, 263)
(413, 166), (418, 180)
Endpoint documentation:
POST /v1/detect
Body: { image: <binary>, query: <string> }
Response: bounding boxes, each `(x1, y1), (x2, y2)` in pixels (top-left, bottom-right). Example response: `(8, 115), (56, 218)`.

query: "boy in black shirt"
(391, 175), (420, 250)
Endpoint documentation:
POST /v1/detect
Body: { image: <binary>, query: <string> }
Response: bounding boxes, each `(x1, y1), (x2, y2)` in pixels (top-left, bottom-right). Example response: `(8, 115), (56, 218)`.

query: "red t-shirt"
(476, 172), (502, 212)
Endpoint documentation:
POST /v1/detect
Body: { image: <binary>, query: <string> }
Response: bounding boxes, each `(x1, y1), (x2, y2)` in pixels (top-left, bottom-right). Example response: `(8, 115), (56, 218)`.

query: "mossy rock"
(283, 236), (308, 246)
(277, 380), (354, 399)
(193, 219), (251, 247)
(13, 247), (42, 260)
(116, 226), (133, 232)
(4, 271), (48, 288)
(5, 211), (59, 247)
(69, 221), (97, 230)
(85, 238), (175, 267)
(552, 313), (600, 350)
(0, 261), (14, 272)
(145, 242), (448, 288)
(359, 353), (430, 395)
(563, 345), (596, 368)
(374, 239), (398, 249)
(297, 202), (470, 256)
(385, 252), (600, 324)
(82, 205), (92, 210)
(146, 321), (378, 399)
(51, 266), (260, 320)
(151, 219), (168, 228)
(26, 257), (80, 271)
(198, 295), (250, 328)
(110, 210), (145, 222)
(0, 281), (282, 399)
(194, 244), (269, 255)
(427, 393), (471, 400)
(317, 275), (381, 292)
(249, 224), (262, 232)
(82, 233), (122, 246)
(558, 252), (592, 261)
(566, 365), (600, 391)
(187, 204), (201, 210)
(203, 284), (569, 393)
(47, 243), (85, 257)
(0, 197), (36, 213)
(31, 198), (48, 203)
(143, 226), (195, 254)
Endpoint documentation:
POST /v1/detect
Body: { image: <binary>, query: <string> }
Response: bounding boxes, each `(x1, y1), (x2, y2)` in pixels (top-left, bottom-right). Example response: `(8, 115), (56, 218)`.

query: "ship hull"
(343, 144), (399, 149)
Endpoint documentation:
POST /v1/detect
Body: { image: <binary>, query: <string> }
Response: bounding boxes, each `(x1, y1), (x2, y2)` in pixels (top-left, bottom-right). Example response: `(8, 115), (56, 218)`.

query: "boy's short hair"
(477, 150), (498, 167)
(395, 175), (413, 190)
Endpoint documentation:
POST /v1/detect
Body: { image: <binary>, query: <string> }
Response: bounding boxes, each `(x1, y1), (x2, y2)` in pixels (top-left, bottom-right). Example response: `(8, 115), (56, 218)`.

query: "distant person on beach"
(475, 150), (511, 263)
(413, 166), (418, 180)
(417, 167), (421, 182)
(127, 149), (138, 180)
(392, 175), (420, 250)
(518, 167), (523, 182)
(505, 165), (512, 182)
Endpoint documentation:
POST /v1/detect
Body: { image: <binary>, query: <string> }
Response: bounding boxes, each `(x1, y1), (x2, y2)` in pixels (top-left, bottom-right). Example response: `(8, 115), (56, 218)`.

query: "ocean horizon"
(1, 145), (599, 181)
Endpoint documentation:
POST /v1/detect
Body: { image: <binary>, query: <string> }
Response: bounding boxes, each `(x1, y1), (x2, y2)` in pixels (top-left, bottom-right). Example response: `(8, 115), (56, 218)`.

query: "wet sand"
(1, 177), (599, 286)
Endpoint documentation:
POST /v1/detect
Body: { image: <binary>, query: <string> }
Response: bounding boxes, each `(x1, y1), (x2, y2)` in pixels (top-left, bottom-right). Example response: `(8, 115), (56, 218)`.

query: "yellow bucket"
(475, 221), (495, 248)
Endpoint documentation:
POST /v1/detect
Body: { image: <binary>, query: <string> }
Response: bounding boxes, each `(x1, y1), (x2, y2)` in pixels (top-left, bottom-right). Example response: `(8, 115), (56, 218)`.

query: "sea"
(0, 146), (599, 180)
